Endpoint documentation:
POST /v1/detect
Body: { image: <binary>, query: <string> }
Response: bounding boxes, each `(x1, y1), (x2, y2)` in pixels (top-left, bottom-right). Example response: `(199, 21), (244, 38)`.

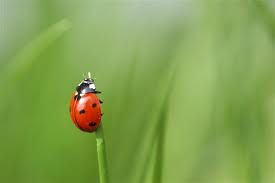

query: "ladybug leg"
(100, 100), (103, 104)
(74, 94), (81, 101)
(95, 91), (102, 94)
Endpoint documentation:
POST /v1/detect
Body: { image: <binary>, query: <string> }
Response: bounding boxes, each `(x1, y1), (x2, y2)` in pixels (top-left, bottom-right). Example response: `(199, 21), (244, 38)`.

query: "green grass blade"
(4, 19), (71, 80)
(95, 124), (109, 183)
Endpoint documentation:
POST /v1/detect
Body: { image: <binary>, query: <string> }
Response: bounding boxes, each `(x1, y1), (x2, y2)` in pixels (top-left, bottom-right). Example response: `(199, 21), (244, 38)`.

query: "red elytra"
(70, 93), (102, 132)
(69, 76), (103, 132)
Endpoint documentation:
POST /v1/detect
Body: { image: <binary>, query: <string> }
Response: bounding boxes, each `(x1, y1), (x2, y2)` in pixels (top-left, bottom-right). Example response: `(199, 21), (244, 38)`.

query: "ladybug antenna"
(88, 72), (92, 79)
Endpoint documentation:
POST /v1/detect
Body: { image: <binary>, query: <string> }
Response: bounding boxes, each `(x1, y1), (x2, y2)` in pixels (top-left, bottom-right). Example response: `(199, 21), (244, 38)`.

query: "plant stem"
(95, 123), (109, 183)
(152, 104), (167, 183)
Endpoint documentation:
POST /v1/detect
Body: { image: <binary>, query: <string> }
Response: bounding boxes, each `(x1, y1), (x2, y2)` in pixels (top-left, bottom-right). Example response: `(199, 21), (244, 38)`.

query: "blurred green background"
(1, 0), (275, 183)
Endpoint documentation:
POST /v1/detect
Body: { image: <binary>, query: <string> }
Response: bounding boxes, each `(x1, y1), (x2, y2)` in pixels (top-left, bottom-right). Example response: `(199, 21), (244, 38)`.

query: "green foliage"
(0, 0), (275, 183)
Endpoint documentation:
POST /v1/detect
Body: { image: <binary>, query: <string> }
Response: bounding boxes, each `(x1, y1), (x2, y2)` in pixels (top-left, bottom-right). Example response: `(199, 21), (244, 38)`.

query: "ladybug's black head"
(76, 73), (97, 94)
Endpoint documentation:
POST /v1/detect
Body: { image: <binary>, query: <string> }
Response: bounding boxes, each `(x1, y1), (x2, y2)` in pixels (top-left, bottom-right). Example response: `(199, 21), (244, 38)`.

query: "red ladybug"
(69, 73), (103, 132)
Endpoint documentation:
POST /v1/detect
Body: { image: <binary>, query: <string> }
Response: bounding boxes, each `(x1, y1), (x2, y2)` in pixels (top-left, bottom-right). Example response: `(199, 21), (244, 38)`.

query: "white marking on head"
(89, 84), (96, 89)
(75, 92), (78, 95)
(80, 93), (84, 96)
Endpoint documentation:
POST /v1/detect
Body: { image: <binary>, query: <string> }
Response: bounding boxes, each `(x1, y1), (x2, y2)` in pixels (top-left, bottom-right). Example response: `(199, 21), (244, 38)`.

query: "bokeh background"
(1, 0), (275, 183)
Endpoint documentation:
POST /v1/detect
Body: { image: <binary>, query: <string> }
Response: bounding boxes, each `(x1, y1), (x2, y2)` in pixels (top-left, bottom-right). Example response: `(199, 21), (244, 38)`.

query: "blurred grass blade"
(136, 60), (179, 183)
(152, 100), (168, 183)
(253, 0), (275, 39)
(4, 19), (71, 79)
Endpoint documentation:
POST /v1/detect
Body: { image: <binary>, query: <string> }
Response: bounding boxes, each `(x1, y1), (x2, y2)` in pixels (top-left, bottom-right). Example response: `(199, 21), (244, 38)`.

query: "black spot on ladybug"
(89, 122), (97, 126)
(92, 103), (97, 108)
(79, 109), (85, 114)
(100, 100), (103, 104)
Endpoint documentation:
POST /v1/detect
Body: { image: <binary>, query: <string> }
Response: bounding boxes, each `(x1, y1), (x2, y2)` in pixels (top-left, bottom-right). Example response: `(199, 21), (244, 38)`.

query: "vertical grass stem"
(95, 123), (109, 183)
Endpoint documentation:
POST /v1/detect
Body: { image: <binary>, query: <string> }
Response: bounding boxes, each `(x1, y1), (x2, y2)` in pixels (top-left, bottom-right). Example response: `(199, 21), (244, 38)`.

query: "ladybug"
(69, 72), (103, 132)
